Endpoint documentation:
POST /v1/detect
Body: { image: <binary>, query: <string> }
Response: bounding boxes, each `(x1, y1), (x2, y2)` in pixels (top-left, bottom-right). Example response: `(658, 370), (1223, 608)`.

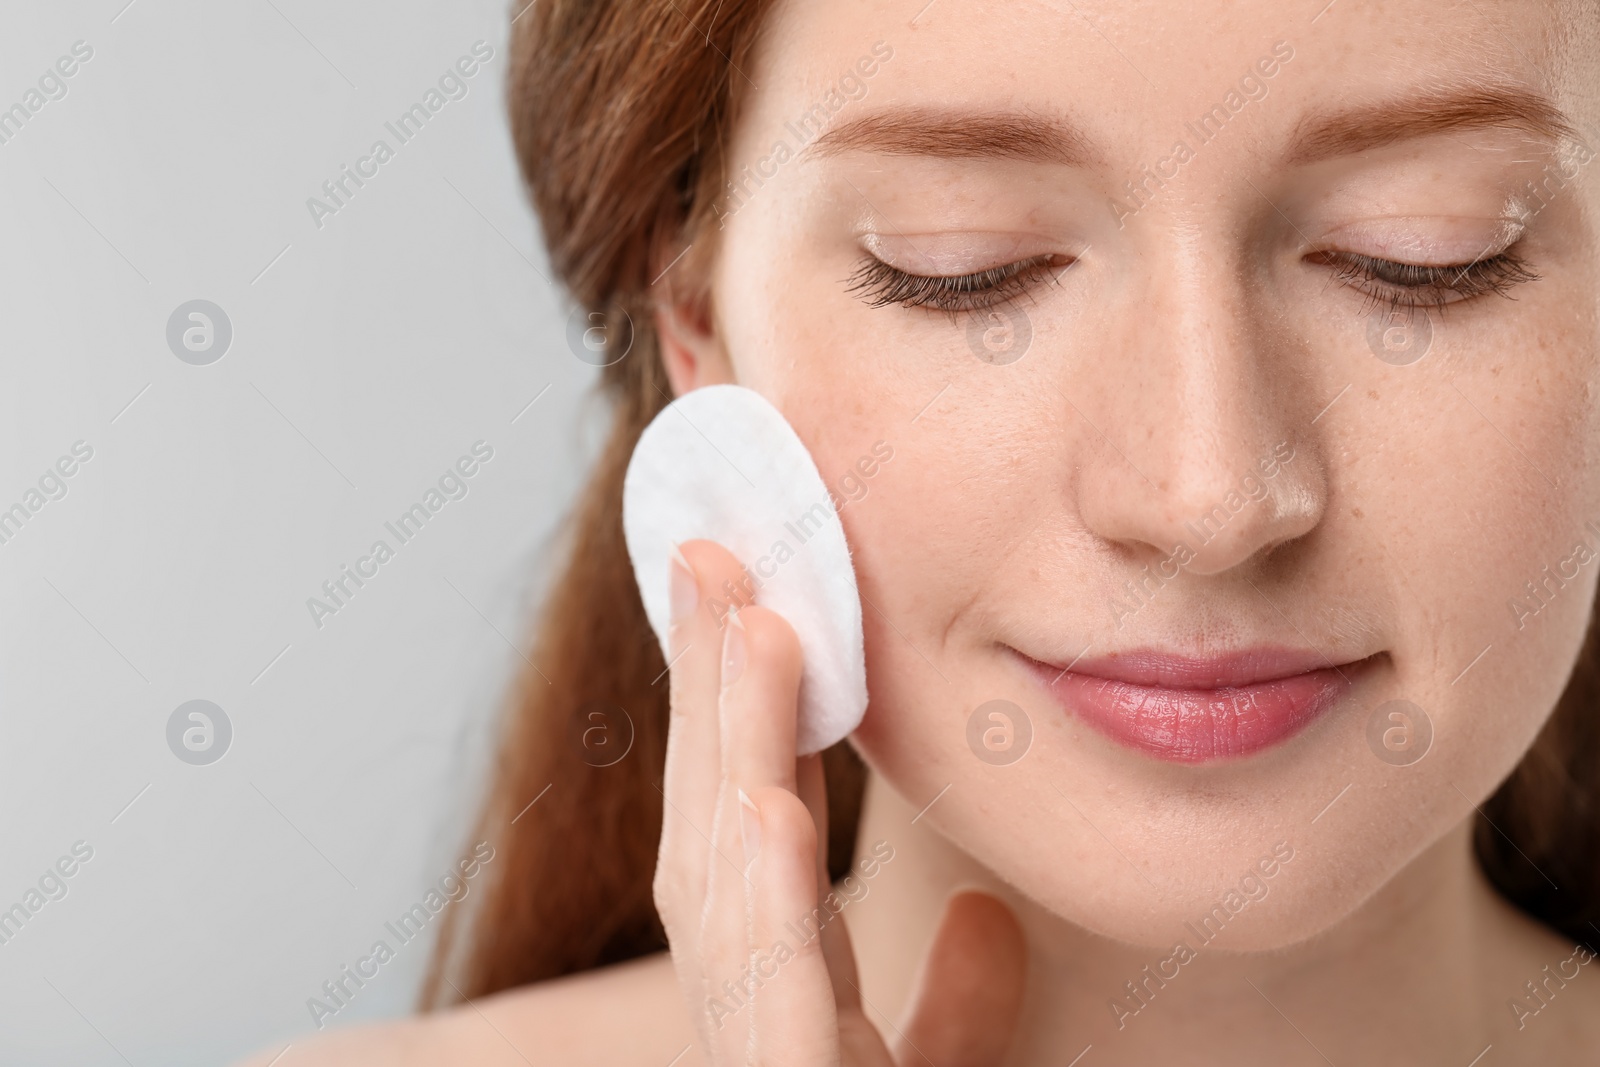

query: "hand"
(653, 539), (1029, 1066)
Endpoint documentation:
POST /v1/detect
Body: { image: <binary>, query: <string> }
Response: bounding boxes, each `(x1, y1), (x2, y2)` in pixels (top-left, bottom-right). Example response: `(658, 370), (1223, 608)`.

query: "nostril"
(1081, 433), (1322, 581)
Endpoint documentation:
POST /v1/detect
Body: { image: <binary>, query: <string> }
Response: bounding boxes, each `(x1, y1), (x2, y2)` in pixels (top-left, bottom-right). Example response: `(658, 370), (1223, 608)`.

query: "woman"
(246, 0), (1600, 1062)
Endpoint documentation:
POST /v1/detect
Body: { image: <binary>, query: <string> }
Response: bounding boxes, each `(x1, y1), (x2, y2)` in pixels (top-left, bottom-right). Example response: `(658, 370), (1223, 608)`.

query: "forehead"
(737, 0), (1596, 169)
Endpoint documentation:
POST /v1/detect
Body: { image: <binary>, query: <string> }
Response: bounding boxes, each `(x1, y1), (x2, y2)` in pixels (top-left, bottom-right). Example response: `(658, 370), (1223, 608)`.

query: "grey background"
(0, 1), (593, 1062)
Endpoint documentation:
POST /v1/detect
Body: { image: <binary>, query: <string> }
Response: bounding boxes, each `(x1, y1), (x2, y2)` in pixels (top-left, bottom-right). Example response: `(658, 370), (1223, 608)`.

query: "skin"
(241, 0), (1600, 1062)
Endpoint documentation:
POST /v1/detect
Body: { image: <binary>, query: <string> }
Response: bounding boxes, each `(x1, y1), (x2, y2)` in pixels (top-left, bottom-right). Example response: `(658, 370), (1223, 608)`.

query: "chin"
(938, 765), (1457, 955)
(1020, 826), (1425, 954)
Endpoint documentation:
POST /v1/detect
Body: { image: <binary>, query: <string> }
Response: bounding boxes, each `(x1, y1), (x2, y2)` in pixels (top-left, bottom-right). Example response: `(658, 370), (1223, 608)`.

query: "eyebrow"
(807, 106), (1100, 167)
(1284, 85), (1582, 165)
(803, 88), (1582, 170)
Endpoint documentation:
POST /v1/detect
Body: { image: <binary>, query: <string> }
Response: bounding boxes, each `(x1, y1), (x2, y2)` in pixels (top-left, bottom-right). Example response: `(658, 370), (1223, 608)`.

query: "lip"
(1018, 646), (1375, 763)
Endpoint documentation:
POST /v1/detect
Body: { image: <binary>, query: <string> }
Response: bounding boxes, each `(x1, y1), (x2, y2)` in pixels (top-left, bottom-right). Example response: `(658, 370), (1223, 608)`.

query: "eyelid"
(860, 231), (1065, 275)
(1310, 215), (1527, 265)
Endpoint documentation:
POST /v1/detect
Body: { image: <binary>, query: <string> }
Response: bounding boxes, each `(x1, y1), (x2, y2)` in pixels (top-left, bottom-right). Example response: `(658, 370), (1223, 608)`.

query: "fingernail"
(669, 545), (698, 624)
(722, 609), (746, 688)
(739, 788), (761, 866)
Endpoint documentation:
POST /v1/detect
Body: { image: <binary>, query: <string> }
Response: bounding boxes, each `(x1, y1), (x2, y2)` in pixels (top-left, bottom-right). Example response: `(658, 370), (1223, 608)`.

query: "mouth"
(1016, 645), (1380, 764)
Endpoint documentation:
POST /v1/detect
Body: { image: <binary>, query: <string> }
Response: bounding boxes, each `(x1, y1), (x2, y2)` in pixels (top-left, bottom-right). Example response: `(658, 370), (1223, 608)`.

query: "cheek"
(801, 386), (1061, 799)
(835, 393), (1066, 739)
(1357, 321), (1600, 775)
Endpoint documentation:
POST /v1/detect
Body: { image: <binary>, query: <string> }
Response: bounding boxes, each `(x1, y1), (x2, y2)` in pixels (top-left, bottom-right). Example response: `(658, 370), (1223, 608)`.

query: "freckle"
(1351, 507), (1364, 519)
(1367, 390), (1379, 400)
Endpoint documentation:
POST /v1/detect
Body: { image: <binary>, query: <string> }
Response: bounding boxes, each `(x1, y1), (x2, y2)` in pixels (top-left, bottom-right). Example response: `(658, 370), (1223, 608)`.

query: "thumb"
(891, 890), (1028, 1067)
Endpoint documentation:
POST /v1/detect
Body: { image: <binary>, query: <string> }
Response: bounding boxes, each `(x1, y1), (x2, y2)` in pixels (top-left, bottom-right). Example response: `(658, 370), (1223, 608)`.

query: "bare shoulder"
(232, 952), (701, 1067)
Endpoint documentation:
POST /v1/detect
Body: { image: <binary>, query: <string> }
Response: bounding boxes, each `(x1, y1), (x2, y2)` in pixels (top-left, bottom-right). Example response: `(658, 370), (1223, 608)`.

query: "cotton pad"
(622, 384), (868, 755)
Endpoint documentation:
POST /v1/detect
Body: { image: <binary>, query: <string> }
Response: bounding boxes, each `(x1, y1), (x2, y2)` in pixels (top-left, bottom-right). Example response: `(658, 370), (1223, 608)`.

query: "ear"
(653, 253), (735, 397)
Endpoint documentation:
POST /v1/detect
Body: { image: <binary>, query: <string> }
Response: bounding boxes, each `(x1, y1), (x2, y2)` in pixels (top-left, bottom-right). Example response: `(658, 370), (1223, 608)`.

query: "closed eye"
(845, 253), (1069, 315)
(1309, 248), (1539, 315)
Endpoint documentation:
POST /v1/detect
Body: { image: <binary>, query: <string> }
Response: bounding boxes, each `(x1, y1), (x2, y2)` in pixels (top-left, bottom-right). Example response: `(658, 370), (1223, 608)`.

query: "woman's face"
(696, 0), (1600, 950)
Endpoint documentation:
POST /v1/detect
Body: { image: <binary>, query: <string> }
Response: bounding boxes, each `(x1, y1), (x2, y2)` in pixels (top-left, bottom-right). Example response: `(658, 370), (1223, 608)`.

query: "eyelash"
(845, 248), (1540, 316)
(845, 254), (1066, 314)
(1310, 249), (1540, 315)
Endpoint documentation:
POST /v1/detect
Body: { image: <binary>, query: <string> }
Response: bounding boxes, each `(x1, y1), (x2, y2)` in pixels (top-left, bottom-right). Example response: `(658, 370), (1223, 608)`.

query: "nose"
(1069, 238), (1326, 577)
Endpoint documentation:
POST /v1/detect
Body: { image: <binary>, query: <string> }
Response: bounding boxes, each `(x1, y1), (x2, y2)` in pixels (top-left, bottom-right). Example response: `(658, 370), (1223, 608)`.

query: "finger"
(719, 604), (802, 796)
(655, 540), (759, 1056)
(745, 786), (851, 1067)
(699, 601), (807, 1058)
(795, 753), (831, 890)
(892, 892), (1028, 1067)
(792, 752), (888, 1066)
(696, 779), (763, 1064)
(795, 753), (867, 1020)
(657, 540), (756, 910)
